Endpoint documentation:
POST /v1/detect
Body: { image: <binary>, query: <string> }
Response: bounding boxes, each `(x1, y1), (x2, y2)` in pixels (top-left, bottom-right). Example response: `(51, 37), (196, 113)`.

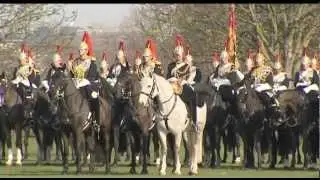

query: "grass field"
(0, 136), (319, 178)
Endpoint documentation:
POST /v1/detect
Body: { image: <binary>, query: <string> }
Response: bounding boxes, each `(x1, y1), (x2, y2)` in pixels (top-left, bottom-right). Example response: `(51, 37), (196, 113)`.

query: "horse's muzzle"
(120, 88), (131, 100)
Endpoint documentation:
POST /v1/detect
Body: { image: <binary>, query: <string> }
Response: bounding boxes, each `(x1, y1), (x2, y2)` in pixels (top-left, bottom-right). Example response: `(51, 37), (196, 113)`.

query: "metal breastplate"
(252, 65), (272, 84)
(72, 58), (91, 79)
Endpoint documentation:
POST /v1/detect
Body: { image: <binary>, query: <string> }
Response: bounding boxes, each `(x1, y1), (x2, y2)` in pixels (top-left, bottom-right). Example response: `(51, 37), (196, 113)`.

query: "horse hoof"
(235, 157), (241, 164)
(159, 170), (166, 176)
(140, 169), (148, 174)
(6, 161), (12, 166)
(173, 169), (181, 175)
(297, 161), (302, 165)
(16, 161), (22, 166)
(188, 171), (198, 176)
(268, 164), (276, 169)
(89, 167), (94, 173)
(75, 171), (81, 175)
(105, 168), (111, 174)
(61, 171), (68, 175)
(221, 160), (226, 163)
(129, 168), (137, 174)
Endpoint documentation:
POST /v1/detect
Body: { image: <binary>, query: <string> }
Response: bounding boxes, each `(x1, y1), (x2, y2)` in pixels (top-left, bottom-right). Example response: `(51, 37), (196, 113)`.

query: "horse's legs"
(104, 129), (111, 174)
(61, 132), (70, 174)
(112, 126), (120, 167)
(173, 132), (182, 175)
(215, 127), (221, 167)
(129, 131), (138, 174)
(141, 133), (149, 174)
(182, 130), (189, 166)
(55, 134), (62, 161)
(74, 129), (83, 174)
(222, 131), (228, 163)
(15, 127), (23, 166)
(302, 133), (309, 169)
(152, 128), (160, 166)
(87, 130), (96, 173)
(296, 133), (302, 164)
(5, 129), (13, 166)
(269, 129), (277, 169)
(125, 131), (131, 162)
(33, 126), (44, 165)
(235, 133), (241, 163)
(23, 127), (30, 160)
(1, 139), (5, 160)
(158, 130), (168, 176)
(255, 132), (262, 169)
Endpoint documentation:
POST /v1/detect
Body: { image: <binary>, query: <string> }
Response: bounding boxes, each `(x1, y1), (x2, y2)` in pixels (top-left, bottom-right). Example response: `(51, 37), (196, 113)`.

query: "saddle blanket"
(210, 78), (231, 90)
(273, 85), (287, 92)
(303, 84), (319, 94)
(254, 83), (272, 92)
(12, 77), (37, 89)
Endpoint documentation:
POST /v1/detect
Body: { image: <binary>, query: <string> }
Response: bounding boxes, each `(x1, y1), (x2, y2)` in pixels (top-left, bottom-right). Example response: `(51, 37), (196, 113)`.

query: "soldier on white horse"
(106, 41), (130, 87)
(142, 38), (164, 76)
(167, 35), (201, 127)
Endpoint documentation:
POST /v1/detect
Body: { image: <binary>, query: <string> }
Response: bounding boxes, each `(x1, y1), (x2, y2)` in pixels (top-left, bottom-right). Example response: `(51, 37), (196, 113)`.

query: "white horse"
(138, 72), (189, 176)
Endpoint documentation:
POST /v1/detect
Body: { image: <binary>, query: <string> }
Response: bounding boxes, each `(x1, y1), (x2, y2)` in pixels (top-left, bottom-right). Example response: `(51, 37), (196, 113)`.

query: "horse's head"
(138, 70), (158, 107)
(49, 70), (68, 100)
(114, 71), (135, 101)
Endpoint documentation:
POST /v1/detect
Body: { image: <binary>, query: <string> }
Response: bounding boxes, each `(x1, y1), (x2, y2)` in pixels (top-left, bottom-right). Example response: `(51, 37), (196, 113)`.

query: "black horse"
(234, 74), (266, 169)
(113, 71), (155, 174)
(49, 70), (112, 174)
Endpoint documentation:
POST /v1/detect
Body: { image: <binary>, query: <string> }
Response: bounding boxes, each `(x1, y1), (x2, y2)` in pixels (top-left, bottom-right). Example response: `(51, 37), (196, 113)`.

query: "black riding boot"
(91, 98), (100, 130)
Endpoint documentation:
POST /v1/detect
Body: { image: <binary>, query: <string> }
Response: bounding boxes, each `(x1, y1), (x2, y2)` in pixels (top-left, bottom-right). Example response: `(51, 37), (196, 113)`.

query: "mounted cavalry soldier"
(294, 48), (319, 95)
(41, 45), (66, 93)
(70, 31), (101, 129)
(106, 41), (130, 87)
(142, 38), (164, 76)
(272, 52), (289, 94)
(209, 41), (244, 91)
(166, 35), (200, 126)
(12, 43), (38, 103)
(100, 51), (109, 79)
(211, 52), (220, 76)
(249, 43), (278, 108)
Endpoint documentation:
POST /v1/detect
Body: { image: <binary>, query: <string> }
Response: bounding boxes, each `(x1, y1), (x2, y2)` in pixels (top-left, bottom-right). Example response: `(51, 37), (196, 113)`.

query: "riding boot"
(153, 95), (161, 112)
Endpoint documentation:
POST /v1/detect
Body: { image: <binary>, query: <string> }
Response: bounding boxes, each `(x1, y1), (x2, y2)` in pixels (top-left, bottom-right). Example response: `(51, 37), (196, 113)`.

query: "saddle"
(170, 79), (183, 95)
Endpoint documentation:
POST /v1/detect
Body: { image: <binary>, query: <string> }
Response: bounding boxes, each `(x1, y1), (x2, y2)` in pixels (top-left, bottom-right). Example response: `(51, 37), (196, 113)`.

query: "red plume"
(102, 51), (107, 61)
(135, 50), (141, 59)
(175, 34), (184, 47)
(20, 43), (27, 53)
(145, 38), (158, 60)
(212, 52), (220, 62)
(118, 40), (125, 51)
(27, 48), (33, 59)
(69, 52), (74, 61)
(82, 31), (94, 56)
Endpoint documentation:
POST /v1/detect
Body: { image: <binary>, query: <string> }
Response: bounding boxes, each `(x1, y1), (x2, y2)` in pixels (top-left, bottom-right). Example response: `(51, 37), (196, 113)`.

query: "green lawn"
(0, 136), (318, 178)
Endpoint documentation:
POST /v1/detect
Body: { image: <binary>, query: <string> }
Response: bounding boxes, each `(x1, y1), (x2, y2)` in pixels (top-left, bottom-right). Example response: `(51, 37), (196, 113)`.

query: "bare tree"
(0, 4), (78, 74)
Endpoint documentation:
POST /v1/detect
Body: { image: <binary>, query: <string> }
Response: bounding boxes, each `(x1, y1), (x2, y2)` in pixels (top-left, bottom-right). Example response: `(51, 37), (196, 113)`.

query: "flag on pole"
(226, 4), (239, 69)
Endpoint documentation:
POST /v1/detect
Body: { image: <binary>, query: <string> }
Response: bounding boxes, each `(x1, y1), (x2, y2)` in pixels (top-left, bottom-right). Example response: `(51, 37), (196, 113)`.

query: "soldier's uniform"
(41, 45), (66, 93)
(294, 49), (319, 95)
(70, 31), (101, 128)
(272, 53), (289, 94)
(311, 52), (319, 78)
(210, 45), (244, 91)
(250, 47), (278, 108)
(12, 44), (38, 101)
(106, 41), (130, 87)
(100, 51), (109, 79)
(142, 38), (164, 76)
(208, 52), (220, 85)
(167, 35), (199, 125)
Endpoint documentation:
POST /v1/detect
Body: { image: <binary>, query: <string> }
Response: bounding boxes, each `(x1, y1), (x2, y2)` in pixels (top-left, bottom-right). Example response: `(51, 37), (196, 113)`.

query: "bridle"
(139, 75), (177, 120)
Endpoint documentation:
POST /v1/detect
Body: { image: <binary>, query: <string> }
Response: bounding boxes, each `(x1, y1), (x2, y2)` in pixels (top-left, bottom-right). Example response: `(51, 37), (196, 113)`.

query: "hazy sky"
(65, 4), (133, 28)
